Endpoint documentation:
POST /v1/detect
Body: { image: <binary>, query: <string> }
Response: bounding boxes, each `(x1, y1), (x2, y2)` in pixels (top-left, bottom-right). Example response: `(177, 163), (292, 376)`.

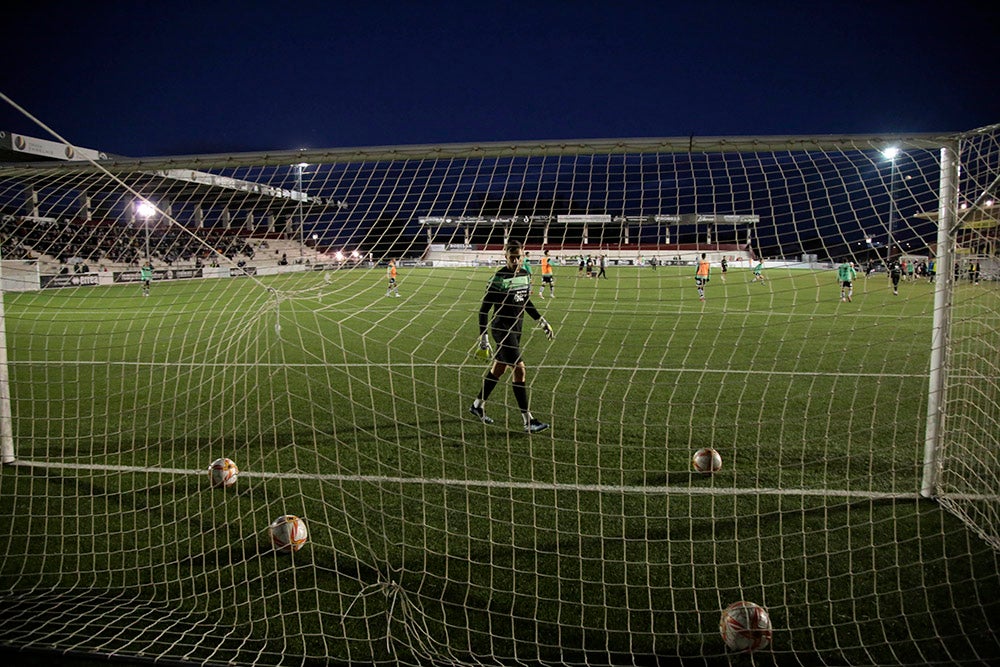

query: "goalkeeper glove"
(539, 318), (555, 340)
(475, 333), (493, 360)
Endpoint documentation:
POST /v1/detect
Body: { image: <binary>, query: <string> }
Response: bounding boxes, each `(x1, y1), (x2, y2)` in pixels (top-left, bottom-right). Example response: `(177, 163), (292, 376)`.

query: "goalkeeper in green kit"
(470, 240), (555, 433)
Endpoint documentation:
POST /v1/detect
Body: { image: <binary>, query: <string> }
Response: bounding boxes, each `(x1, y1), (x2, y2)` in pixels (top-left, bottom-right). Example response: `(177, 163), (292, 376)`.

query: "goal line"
(11, 459), (948, 501)
(12, 359), (929, 380)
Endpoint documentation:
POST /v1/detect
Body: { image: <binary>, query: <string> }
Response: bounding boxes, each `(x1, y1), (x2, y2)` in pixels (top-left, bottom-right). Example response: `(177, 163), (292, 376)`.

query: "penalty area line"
(8, 459), (944, 501)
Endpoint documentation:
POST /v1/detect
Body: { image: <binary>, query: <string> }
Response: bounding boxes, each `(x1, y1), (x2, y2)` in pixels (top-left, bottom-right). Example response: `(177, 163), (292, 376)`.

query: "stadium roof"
(915, 207), (998, 228)
(0, 131), (322, 213)
(0, 130), (113, 163)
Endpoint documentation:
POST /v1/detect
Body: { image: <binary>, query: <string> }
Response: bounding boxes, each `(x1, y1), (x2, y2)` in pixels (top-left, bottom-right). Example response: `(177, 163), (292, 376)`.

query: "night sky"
(2, 1), (997, 159)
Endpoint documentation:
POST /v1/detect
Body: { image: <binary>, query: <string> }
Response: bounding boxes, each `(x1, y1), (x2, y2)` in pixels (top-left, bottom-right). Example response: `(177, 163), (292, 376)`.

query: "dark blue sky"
(2, 1), (997, 158)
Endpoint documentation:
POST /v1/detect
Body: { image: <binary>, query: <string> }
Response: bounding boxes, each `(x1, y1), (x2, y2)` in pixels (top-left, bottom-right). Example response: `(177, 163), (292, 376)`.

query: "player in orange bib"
(539, 249), (554, 298)
(386, 259), (400, 297)
(695, 253), (711, 301)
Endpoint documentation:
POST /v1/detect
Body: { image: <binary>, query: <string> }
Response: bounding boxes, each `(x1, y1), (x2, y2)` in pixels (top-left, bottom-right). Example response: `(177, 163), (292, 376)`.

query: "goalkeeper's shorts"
(493, 328), (523, 366)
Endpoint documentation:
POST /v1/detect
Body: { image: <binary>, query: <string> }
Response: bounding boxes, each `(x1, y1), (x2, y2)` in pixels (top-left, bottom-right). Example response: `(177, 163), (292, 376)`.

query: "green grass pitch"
(1, 265), (998, 665)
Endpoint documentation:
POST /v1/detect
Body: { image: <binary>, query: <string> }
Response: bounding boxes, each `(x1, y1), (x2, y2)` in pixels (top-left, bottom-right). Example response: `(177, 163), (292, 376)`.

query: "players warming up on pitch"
(695, 253), (711, 301)
(386, 259), (400, 297)
(838, 261), (857, 302)
(471, 240), (555, 433)
(539, 249), (554, 298)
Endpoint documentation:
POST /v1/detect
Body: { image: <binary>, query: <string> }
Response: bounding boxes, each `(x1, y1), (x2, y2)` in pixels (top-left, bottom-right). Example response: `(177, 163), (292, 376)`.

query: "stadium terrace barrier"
(423, 245), (756, 268)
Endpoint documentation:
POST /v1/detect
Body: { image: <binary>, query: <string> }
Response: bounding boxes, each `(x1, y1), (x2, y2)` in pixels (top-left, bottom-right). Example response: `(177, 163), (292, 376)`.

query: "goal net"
(0, 123), (998, 666)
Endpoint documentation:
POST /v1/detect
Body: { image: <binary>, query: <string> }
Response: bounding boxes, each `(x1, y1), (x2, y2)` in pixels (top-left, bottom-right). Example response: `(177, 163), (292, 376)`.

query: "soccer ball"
(720, 601), (772, 652)
(208, 457), (239, 488)
(269, 514), (308, 553)
(692, 447), (723, 474)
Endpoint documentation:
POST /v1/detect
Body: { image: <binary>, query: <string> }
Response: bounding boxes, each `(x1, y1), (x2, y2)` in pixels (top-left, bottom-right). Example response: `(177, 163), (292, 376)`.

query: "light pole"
(136, 200), (156, 263)
(295, 163), (308, 257)
(882, 146), (900, 261)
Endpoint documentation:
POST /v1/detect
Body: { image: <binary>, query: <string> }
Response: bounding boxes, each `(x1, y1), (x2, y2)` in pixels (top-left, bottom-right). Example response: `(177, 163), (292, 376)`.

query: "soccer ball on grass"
(692, 447), (723, 474)
(208, 457), (239, 488)
(269, 514), (309, 553)
(720, 600), (772, 652)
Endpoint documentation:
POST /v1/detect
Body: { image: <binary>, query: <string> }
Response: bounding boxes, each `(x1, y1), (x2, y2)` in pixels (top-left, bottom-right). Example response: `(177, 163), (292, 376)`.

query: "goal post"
(921, 142), (959, 498)
(0, 125), (998, 666)
(0, 256), (29, 464)
(0, 282), (12, 465)
(922, 126), (1000, 552)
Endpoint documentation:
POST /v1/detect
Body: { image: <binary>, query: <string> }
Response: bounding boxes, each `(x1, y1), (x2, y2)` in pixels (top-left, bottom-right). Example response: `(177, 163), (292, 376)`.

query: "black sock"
(512, 381), (529, 412)
(479, 372), (500, 402)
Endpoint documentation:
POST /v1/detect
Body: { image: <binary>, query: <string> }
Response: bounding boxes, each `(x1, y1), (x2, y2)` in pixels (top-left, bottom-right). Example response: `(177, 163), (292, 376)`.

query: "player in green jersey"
(140, 262), (153, 297)
(470, 240), (555, 433)
(837, 261), (857, 302)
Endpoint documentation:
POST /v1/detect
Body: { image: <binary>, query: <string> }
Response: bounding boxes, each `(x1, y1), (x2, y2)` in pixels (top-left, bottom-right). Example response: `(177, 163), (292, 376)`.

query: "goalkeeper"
(470, 240), (554, 433)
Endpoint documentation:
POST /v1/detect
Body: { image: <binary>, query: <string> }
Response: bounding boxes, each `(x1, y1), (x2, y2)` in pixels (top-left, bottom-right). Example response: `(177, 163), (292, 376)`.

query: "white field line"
(10, 459), (962, 501)
(24, 303), (937, 321)
(7, 359), (929, 379)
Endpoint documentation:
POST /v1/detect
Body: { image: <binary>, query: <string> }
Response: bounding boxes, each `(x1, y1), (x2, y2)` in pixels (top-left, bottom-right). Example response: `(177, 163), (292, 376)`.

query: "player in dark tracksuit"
(889, 259), (902, 295)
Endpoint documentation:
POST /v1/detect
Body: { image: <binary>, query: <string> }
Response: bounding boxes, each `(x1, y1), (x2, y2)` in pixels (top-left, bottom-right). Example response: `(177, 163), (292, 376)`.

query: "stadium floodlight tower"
(882, 146), (901, 260)
(135, 200), (156, 262)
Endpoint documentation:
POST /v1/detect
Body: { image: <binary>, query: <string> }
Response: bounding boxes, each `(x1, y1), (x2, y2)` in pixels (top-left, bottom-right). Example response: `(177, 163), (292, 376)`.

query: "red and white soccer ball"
(269, 514), (309, 553)
(208, 457), (239, 488)
(692, 447), (723, 474)
(720, 601), (773, 652)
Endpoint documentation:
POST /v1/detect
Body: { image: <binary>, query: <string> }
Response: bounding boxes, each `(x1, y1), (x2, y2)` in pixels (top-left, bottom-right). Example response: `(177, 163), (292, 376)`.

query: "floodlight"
(135, 201), (156, 219)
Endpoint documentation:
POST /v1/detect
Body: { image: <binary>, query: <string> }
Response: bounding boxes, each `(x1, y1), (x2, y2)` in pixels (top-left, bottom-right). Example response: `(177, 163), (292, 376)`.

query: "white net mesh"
(0, 126), (998, 666)
(936, 129), (1000, 553)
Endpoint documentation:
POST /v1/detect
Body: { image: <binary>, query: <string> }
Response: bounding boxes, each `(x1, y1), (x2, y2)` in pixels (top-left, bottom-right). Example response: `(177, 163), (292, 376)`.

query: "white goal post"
(0, 126), (998, 666)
